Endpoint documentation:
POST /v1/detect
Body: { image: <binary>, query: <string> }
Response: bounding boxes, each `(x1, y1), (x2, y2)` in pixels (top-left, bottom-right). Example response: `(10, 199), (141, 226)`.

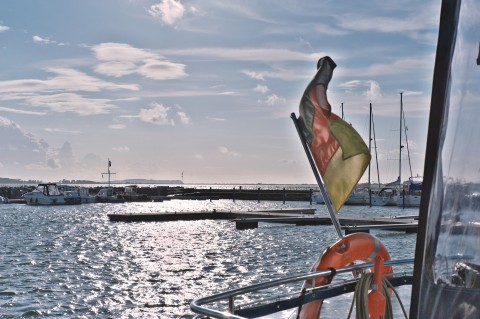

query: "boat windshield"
(414, 1), (480, 316)
(429, 0), (480, 289)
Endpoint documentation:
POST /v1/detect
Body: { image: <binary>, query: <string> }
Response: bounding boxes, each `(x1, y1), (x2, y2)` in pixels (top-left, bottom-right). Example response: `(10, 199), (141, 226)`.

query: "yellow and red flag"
(298, 56), (370, 212)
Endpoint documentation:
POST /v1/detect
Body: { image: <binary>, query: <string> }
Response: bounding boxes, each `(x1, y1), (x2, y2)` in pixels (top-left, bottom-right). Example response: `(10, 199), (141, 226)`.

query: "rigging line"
(371, 107), (381, 186)
(402, 109), (413, 179)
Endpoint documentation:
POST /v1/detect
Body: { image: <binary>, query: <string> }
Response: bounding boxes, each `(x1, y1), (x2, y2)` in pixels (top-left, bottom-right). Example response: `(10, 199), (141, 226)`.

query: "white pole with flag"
(291, 113), (343, 239)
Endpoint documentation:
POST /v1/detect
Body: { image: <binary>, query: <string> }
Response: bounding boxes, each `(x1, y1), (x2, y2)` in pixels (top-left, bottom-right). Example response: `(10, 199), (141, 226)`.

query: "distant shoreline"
(0, 178), (183, 185)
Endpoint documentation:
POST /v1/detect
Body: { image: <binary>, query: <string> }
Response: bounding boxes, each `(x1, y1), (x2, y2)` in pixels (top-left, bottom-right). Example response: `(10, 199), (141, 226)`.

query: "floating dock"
(107, 208), (418, 234)
(107, 208), (316, 222)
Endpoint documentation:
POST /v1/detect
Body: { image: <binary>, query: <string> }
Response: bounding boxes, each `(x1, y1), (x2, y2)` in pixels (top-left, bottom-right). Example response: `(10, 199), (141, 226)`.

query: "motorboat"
(191, 2), (480, 317)
(79, 187), (96, 203)
(95, 188), (125, 203)
(63, 189), (82, 205)
(23, 183), (66, 205)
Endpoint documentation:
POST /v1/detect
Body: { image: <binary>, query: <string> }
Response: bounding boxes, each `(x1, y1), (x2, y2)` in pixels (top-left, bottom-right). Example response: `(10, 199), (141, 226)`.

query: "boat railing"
(190, 258), (414, 319)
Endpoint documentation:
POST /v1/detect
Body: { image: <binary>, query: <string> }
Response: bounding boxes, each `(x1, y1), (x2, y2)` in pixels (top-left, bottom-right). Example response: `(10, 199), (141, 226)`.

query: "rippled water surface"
(0, 200), (418, 318)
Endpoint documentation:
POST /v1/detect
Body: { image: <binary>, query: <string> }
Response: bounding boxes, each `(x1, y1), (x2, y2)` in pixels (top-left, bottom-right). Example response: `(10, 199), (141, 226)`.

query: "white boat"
(79, 187), (96, 203)
(371, 187), (398, 206)
(345, 188), (369, 205)
(191, 4), (480, 317)
(63, 190), (82, 205)
(0, 195), (8, 204)
(397, 177), (422, 208)
(312, 189), (371, 206)
(23, 183), (66, 205)
(95, 188), (125, 203)
(311, 191), (324, 204)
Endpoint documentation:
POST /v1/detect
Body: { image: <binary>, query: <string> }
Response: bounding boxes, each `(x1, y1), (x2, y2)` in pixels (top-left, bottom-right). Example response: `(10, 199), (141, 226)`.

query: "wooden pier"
(108, 208), (418, 234)
(234, 215), (418, 233)
(107, 208), (316, 222)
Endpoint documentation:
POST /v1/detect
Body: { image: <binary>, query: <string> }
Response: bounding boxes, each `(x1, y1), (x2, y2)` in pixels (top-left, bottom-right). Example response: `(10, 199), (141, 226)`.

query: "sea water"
(0, 198), (417, 318)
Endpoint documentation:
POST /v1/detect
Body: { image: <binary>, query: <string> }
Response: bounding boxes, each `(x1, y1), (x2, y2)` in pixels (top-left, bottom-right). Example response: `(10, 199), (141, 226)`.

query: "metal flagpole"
(291, 112), (343, 239)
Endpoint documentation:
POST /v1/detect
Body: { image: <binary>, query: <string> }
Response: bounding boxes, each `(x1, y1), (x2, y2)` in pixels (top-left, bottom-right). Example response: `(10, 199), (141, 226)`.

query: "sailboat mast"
(368, 103), (372, 206)
(399, 92), (403, 187)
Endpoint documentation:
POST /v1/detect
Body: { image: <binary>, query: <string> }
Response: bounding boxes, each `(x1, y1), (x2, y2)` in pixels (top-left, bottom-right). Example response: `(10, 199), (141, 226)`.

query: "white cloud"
(27, 93), (117, 116)
(0, 67), (138, 94)
(138, 102), (174, 125)
(219, 146), (239, 157)
(206, 116), (225, 122)
(366, 81), (382, 100)
(339, 80), (383, 101)
(33, 35), (51, 44)
(259, 94), (286, 106)
(0, 25), (9, 32)
(44, 128), (82, 134)
(177, 111), (191, 124)
(0, 116), (54, 170)
(112, 146), (130, 152)
(254, 84), (269, 94)
(0, 106), (46, 115)
(148, 0), (185, 25)
(32, 35), (65, 46)
(108, 124), (127, 129)
(165, 47), (322, 62)
(92, 43), (187, 80)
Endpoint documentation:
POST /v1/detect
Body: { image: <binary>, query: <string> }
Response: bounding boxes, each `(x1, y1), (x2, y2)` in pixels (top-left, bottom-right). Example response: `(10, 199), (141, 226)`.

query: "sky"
(0, 0), (441, 184)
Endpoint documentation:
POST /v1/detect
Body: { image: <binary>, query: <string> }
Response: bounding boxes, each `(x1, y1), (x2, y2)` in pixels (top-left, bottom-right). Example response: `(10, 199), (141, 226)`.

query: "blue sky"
(0, 0), (440, 184)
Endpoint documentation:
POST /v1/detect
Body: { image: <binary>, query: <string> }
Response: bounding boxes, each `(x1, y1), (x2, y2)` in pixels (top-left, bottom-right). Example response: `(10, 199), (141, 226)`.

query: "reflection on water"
(0, 200), (417, 318)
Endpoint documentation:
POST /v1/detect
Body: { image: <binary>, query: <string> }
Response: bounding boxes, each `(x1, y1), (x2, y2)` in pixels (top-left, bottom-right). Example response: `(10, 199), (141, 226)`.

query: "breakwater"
(0, 185), (315, 203)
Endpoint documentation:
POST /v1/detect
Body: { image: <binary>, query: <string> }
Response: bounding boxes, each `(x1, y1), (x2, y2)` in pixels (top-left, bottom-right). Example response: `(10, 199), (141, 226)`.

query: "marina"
(1, 0), (479, 318)
(0, 199), (418, 318)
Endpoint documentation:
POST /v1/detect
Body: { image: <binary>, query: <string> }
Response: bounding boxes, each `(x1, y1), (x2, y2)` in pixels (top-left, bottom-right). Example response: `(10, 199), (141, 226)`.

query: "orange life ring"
(299, 232), (392, 319)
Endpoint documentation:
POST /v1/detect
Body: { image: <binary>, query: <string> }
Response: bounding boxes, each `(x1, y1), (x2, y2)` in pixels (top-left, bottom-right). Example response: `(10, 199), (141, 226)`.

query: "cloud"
(338, 80), (383, 101)
(259, 94), (286, 106)
(138, 102), (174, 125)
(206, 116), (225, 122)
(32, 35), (65, 46)
(0, 106), (47, 115)
(44, 128), (82, 134)
(0, 116), (53, 169)
(33, 35), (51, 44)
(177, 111), (191, 124)
(108, 124), (127, 129)
(366, 81), (382, 100)
(242, 68), (308, 81)
(27, 93), (117, 116)
(92, 42), (187, 80)
(112, 146), (130, 152)
(164, 47), (322, 62)
(0, 25), (10, 32)
(219, 146), (239, 157)
(254, 84), (269, 94)
(148, 0), (185, 25)
(0, 67), (138, 94)
(336, 5), (438, 35)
